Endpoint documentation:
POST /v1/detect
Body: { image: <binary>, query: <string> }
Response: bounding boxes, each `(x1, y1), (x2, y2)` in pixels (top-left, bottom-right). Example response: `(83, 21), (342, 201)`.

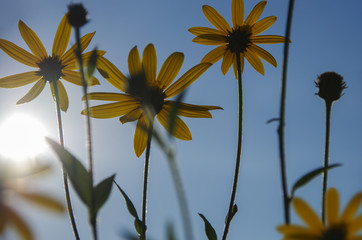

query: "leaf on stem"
(199, 213), (217, 240)
(87, 48), (98, 80)
(94, 174), (115, 214)
(225, 204), (238, 224)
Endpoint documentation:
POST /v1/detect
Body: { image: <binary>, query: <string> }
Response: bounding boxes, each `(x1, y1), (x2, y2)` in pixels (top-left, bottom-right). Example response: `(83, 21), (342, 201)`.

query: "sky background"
(0, 0), (362, 239)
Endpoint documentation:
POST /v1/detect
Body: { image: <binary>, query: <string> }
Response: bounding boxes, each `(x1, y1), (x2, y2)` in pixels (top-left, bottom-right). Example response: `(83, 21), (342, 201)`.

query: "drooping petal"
(252, 16), (277, 35)
(61, 32), (96, 65)
(221, 50), (234, 75)
(156, 108), (192, 140)
(245, 1), (267, 25)
(119, 107), (142, 124)
(232, 0), (244, 27)
(277, 225), (318, 236)
(341, 192), (362, 222)
(17, 192), (64, 213)
(251, 35), (286, 44)
(18, 20), (47, 59)
(16, 79), (46, 105)
(6, 206), (34, 240)
(201, 45), (227, 64)
(249, 44), (277, 67)
(188, 27), (225, 36)
(292, 198), (324, 232)
(142, 44), (157, 84)
(232, 52), (244, 79)
(326, 188), (339, 226)
(97, 56), (128, 92)
(156, 52), (184, 90)
(50, 81), (69, 112)
(82, 101), (139, 118)
(0, 39), (38, 67)
(62, 70), (99, 86)
(165, 63), (211, 98)
(128, 46), (142, 78)
(245, 49), (264, 75)
(134, 115), (149, 157)
(0, 71), (41, 88)
(192, 34), (227, 45)
(349, 214), (362, 235)
(63, 50), (106, 71)
(202, 5), (232, 33)
(164, 101), (222, 118)
(52, 14), (71, 57)
(83, 92), (135, 102)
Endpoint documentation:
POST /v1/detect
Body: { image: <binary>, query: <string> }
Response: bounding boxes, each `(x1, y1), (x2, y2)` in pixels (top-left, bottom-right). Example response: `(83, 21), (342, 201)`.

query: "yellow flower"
(189, 0), (286, 76)
(277, 188), (362, 240)
(0, 14), (104, 111)
(82, 44), (222, 157)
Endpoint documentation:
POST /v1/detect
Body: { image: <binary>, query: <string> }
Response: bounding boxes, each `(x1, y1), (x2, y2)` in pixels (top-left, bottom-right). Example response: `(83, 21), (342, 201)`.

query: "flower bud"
(315, 72), (346, 103)
(67, 3), (88, 28)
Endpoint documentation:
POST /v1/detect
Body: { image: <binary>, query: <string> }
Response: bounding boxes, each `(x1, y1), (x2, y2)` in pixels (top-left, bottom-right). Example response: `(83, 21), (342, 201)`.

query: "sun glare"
(0, 113), (48, 161)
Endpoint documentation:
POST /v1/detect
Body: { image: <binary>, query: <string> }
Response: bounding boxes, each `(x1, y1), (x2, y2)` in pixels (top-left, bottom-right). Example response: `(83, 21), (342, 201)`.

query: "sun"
(0, 113), (48, 161)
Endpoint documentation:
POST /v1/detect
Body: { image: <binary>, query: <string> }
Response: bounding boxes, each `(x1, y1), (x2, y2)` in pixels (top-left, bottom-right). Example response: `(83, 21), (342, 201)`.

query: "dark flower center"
(145, 85), (165, 114)
(37, 56), (64, 83)
(226, 26), (252, 53)
(315, 71), (346, 103)
(320, 224), (347, 240)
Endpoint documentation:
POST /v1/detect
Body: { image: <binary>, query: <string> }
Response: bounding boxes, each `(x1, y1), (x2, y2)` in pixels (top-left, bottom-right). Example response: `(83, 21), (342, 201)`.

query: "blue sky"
(0, 0), (362, 239)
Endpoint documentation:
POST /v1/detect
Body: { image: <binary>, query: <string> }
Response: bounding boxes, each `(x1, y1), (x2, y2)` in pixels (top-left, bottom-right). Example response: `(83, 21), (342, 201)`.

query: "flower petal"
(97, 56), (128, 92)
(342, 192), (362, 222)
(156, 107), (192, 140)
(232, 52), (244, 79)
(119, 107), (142, 124)
(245, 1), (267, 25)
(249, 44), (277, 67)
(252, 16), (277, 35)
(82, 101), (139, 119)
(84, 92), (135, 101)
(142, 44), (157, 84)
(0, 39), (38, 67)
(6, 206), (34, 240)
(326, 188), (339, 226)
(128, 46), (142, 78)
(16, 79), (46, 105)
(62, 70), (99, 86)
(202, 5), (232, 33)
(221, 50), (234, 75)
(50, 81), (69, 112)
(292, 198), (324, 232)
(165, 63), (212, 98)
(188, 27), (225, 36)
(64, 50), (106, 71)
(0, 71), (41, 88)
(164, 101), (222, 118)
(277, 224), (318, 236)
(201, 45), (227, 64)
(18, 20), (47, 59)
(61, 32), (96, 66)
(156, 52), (184, 90)
(232, 0), (244, 27)
(52, 14), (71, 57)
(251, 35), (286, 44)
(134, 115), (149, 157)
(349, 214), (362, 235)
(192, 34), (227, 45)
(245, 49), (264, 75)
(17, 192), (64, 213)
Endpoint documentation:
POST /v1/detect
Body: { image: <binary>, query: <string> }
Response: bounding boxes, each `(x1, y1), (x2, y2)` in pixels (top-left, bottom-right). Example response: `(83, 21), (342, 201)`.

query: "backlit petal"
(0, 39), (38, 67)
(349, 214), (362, 235)
(142, 44), (157, 84)
(134, 115), (149, 157)
(84, 92), (135, 102)
(52, 14), (71, 57)
(0, 71), (41, 88)
(156, 52), (184, 90)
(16, 79), (46, 105)
(245, 49), (264, 75)
(157, 108), (192, 140)
(18, 20), (47, 59)
(63, 50), (106, 71)
(342, 192), (362, 222)
(221, 50), (234, 75)
(97, 56), (128, 92)
(6, 207), (34, 240)
(82, 101), (139, 119)
(128, 46), (142, 78)
(201, 45), (227, 64)
(292, 198), (324, 232)
(62, 70), (99, 86)
(277, 225), (318, 236)
(165, 63), (211, 98)
(18, 192), (64, 213)
(193, 35), (227, 45)
(61, 32), (96, 65)
(164, 101), (222, 118)
(50, 81), (69, 112)
(251, 35), (286, 44)
(245, 1), (267, 25)
(188, 27), (225, 36)
(252, 16), (277, 35)
(232, 0), (244, 27)
(119, 107), (142, 124)
(202, 5), (232, 33)
(326, 188), (339, 226)
(249, 44), (277, 67)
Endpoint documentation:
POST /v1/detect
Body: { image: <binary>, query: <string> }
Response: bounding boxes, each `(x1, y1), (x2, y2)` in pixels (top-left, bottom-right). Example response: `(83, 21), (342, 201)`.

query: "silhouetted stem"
(141, 122), (154, 240)
(322, 101), (332, 224)
(222, 51), (243, 240)
(278, 0), (295, 224)
(53, 81), (80, 240)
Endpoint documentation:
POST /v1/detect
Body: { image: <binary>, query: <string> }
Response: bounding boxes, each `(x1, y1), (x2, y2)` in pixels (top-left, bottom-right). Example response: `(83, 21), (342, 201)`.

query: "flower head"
(189, 0), (286, 76)
(67, 3), (89, 28)
(82, 44), (222, 157)
(0, 14), (104, 111)
(277, 188), (362, 240)
(316, 72), (346, 104)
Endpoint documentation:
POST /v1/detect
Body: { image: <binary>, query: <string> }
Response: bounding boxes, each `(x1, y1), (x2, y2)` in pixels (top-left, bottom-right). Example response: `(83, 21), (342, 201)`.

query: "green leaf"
(134, 218), (145, 235)
(46, 137), (91, 206)
(225, 204), (238, 224)
(291, 163), (342, 198)
(167, 92), (184, 139)
(113, 180), (139, 219)
(166, 222), (177, 240)
(87, 48), (98, 79)
(94, 174), (115, 214)
(199, 213), (217, 240)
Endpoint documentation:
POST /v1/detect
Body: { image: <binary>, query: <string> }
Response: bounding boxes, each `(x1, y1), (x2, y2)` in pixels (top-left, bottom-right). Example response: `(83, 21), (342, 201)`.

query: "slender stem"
(322, 101), (332, 224)
(53, 81), (80, 240)
(141, 121), (154, 240)
(74, 27), (97, 240)
(222, 51), (243, 240)
(277, 0), (295, 224)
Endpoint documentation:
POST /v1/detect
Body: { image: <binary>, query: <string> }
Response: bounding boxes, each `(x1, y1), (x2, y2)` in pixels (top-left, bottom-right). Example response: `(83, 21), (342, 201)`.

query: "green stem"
(322, 101), (332, 224)
(278, 0), (295, 225)
(53, 81), (80, 240)
(222, 51), (243, 240)
(141, 121), (154, 240)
